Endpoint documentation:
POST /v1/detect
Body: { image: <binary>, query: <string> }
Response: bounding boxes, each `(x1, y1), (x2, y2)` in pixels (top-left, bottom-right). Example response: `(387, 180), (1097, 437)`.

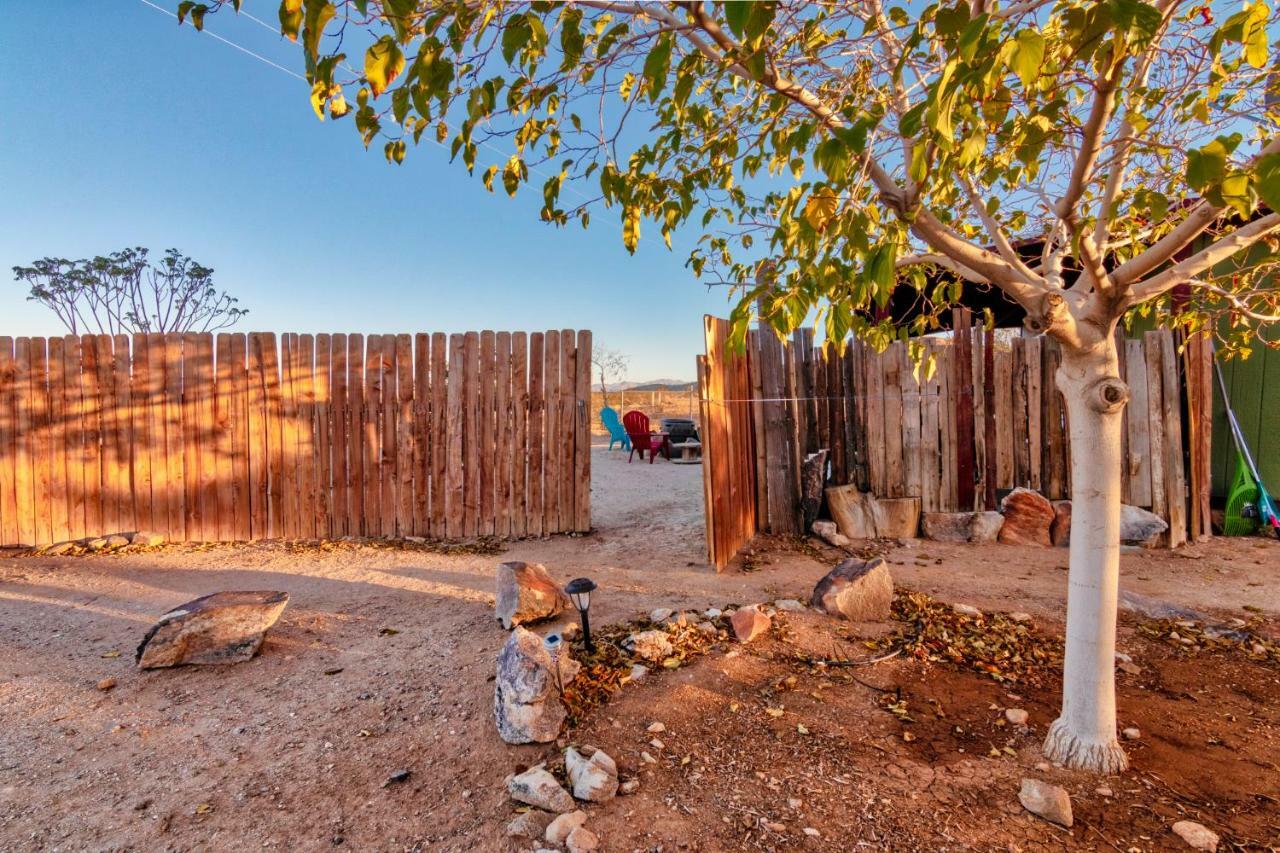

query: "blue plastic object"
(600, 406), (631, 451)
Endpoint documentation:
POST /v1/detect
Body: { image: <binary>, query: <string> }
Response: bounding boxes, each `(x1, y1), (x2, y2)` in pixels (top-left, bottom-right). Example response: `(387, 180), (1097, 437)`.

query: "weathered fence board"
(700, 319), (1200, 567)
(0, 330), (590, 546)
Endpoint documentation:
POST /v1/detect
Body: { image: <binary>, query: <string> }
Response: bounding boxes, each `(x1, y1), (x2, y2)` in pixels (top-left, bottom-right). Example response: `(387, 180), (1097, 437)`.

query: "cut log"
(136, 591), (288, 669)
(826, 485), (921, 539)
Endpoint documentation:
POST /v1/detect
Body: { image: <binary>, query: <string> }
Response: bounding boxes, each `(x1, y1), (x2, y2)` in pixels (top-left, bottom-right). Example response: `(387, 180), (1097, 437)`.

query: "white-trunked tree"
(182, 0), (1280, 771)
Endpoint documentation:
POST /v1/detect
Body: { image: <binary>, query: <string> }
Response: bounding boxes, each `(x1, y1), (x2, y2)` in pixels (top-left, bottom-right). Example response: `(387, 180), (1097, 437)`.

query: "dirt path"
(0, 446), (1276, 850)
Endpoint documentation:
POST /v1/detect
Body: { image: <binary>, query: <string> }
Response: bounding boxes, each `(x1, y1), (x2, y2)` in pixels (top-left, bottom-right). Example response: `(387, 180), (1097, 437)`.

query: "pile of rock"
(919, 487), (1168, 547)
(37, 530), (165, 556)
(506, 747), (624, 851)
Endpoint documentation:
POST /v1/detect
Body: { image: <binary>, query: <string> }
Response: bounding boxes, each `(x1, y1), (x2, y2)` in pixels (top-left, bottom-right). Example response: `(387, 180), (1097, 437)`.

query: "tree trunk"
(1042, 335), (1131, 773)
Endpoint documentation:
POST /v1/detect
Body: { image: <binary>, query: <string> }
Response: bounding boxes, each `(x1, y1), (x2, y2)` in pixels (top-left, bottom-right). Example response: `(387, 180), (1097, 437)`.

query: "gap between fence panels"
(698, 313), (1210, 570)
(0, 330), (592, 548)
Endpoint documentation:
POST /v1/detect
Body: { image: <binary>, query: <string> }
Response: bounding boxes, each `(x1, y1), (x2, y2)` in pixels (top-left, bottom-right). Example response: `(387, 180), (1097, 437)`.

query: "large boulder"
(494, 627), (579, 744)
(1120, 504), (1168, 545)
(998, 488), (1054, 546)
(810, 558), (893, 622)
(1050, 501), (1072, 547)
(135, 591), (288, 669)
(495, 561), (571, 630)
(969, 511), (1004, 542)
(922, 512), (974, 543)
(565, 746), (618, 802)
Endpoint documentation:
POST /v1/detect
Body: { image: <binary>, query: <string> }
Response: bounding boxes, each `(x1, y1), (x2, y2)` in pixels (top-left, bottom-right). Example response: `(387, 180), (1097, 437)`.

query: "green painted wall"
(1211, 326), (1280, 499)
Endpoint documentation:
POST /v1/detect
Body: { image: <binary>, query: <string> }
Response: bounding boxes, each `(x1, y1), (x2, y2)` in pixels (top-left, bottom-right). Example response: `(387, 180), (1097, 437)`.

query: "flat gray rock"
(136, 591), (288, 669)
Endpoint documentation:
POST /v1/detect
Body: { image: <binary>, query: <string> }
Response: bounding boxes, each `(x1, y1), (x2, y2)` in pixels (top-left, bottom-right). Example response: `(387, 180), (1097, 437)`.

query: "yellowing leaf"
(803, 187), (839, 231)
(796, 723), (810, 735)
(765, 707), (784, 718)
(365, 36), (405, 98)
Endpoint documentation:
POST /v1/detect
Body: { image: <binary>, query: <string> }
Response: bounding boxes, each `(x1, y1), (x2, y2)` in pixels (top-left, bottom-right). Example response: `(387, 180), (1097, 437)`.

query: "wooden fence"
(700, 311), (1210, 569)
(0, 330), (591, 547)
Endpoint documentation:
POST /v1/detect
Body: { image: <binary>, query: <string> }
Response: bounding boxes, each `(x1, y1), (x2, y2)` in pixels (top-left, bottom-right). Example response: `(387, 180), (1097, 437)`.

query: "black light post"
(565, 577), (597, 654)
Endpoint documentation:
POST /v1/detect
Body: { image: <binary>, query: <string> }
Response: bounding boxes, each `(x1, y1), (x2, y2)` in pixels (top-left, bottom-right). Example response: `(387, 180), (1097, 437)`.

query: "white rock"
(649, 607), (674, 623)
(774, 599), (806, 612)
(545, 810), (587, 845)
(507, 810), (555, 839)
(1122, 727), (1141, 740)
(952, 603), (983, 618)
(619, 778), (640, 795)
(1095, 786), (1113, 797)
(625, 630), (674, 662)
(704, 608), (722, 619)
(803, 828), (821, 837)
(1171, 820), (1219, 851)
(640, 751), (657, 764)
(695, 621), (718, 637)
(1008, 612), (1033, 624)
(647, 722), (666, 733)
(507, 765), (575, 813)
(1114, 651), (1133, 663)
(565, 746), (618, 802)
(1005, 708), (1029, 726)
(628, 664), (649, 683)
(1018, 778), (1073, 828)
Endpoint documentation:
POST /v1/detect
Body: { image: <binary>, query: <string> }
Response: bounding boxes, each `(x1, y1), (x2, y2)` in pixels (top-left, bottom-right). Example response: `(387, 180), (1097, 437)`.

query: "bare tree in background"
(591, 346), (630, 407)
(13, 247), (248, 335)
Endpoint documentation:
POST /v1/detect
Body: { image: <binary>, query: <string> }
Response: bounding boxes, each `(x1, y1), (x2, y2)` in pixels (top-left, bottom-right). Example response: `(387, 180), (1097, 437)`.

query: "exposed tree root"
(1043, 717), (1129, 774)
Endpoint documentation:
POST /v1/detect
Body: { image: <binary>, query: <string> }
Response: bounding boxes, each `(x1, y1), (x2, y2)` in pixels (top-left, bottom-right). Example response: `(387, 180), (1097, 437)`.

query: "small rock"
(1118, 661), (1142, 675)
(921, 512), (974, 542)
(619, 778), (640, 795)
(566, 826), (599, 853)
(952, 603), (983, 618)
(640, 751), (656, 764)
(85, 537), (110, 552)
(649, 738), (665, 750)
(999, 488), (1055, 547)
(130, 531), (165, 547)
(105, 534), (130, 550)
(773, 599), (805, 612)
(44, 541), (77, 556)
(1049, 501), (1072, 547)
(803, 828), (821, 837)
(649, 607), (674, 623)
(1095, 786), (1113, 797)
(1120, 504), (1168, 545)
(1114, 651), (1133, 663)
(704, 608), (722, 619)
(969, 511), (1004, 542)
(1122, 727), (1141, 740)
(507, 810), (554, 839)
(545, 810), (587, 845)
(811, 520), (851, 548)
(1018, 778), (1073, 828)
(729, 607), (771, 643)
(1005, 708), (1028, 726)
(507, 765), (575, 814)
(695, 621), (718, 637)
(810, 557), (894, 622)
(136, 591), (289, 669)
(1008, 612), (1033, 623)
(494, 561), (571, 630)
(97, 677), (117, 691)
(647, 722), (666, 733)
(625, 630), (674, 662)
(1171, 820), (1219, 851)
(382, 769), (411, 787)
(565, 746), (618, 802)
(628, 664), (649, 683)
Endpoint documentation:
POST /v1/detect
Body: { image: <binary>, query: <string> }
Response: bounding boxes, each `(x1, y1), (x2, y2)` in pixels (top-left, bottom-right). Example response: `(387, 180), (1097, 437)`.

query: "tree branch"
(1123, 212), (1280, 306)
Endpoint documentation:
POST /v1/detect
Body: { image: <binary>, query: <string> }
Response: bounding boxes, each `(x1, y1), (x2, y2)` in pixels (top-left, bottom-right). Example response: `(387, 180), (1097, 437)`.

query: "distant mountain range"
(598, 379), (695, 392)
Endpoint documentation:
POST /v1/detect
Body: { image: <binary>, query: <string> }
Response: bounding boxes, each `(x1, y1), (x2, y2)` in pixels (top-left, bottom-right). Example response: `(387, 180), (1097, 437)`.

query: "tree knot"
(1086, 376), (1129, 414)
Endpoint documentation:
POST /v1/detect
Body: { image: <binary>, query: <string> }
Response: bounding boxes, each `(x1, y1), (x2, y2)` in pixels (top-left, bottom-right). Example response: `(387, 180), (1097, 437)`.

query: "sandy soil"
(0, 443), (1277, 851)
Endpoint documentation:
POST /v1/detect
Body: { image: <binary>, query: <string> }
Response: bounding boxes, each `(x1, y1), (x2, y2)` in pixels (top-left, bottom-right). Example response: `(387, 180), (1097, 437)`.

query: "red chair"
(623, 410), (670, 463)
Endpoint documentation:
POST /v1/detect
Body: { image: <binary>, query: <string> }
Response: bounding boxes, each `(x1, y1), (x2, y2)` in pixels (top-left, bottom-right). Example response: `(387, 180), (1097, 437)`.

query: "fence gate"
(0, 329), (591, 547)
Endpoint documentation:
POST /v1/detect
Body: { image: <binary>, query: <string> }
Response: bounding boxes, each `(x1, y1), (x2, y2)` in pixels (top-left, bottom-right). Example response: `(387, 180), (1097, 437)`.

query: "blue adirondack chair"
(600, 406), (631, 451)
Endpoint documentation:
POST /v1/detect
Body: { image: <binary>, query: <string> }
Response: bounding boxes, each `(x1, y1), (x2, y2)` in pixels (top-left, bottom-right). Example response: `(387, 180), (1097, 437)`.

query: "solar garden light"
(564, 577), (598, 654)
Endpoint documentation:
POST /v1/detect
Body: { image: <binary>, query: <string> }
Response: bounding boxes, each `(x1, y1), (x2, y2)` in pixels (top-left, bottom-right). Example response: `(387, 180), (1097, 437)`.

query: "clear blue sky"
(0, 2), (734, 382)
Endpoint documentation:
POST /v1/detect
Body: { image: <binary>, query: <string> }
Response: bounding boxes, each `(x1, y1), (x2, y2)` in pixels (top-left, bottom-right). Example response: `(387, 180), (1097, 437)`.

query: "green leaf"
(279, 0), (302, 42)
(899, 102), (927, 138)
(1109, 0), (1164, 42)
(302, 0), (335, 63)
(1254, 152), (1280, 213)
(365, 36), (405, 98)
(1009, 30), (1044, 88)
(559, 8), (584, 70)
(643, 34), (673, 102)
(724, 2), (751, 39)
(502, 15), (532, 64)
(1186, 139), (1229, 192)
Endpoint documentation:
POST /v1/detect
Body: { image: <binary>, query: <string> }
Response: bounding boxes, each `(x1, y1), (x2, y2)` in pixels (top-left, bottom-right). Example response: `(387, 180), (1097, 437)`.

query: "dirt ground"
(1, 443), (1277, 851)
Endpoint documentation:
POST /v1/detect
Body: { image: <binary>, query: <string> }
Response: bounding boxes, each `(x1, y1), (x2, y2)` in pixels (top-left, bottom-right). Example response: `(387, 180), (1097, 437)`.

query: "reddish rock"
(136, 591), (288, 669)
(494, 561), (571, 629)
(998, 488), (1055, 547)
(729, 607), (771, 643)
(1050, 501), (1072, 546)
(810, 557), (894, 621)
